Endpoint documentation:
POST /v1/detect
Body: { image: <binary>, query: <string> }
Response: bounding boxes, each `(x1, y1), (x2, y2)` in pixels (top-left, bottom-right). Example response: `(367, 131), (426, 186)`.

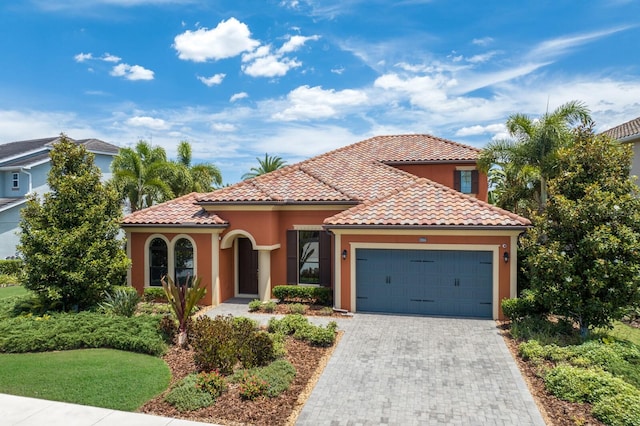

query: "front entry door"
(238, 238), (258, 295)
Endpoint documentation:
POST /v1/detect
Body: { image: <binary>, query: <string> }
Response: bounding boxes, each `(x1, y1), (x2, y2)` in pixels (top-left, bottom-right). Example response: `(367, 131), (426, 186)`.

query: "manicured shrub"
(318, 306), (334, 316)
(267, 314), (337, 347)
(191, 315), (237, 374)
(262, 300), (277, 312)
(518, 340), (545, 361)
(99, 287), (140, 317)
(236, 372), (269, 400)
(0, 311), (167, 356)
(287, 303), (306, 315)
(158, 315), (178, 343)
(143, 287), (167, 303)
(273, 285), (332, 305)
(196, 370), (227, 397)
(165, 374), (215, 411)
(544, 365), (636, 404)
(501, 289), (545, 321)
(0, 274), (19, 286)
(248, 299), (262, 312)
(593, 392), (640, 426)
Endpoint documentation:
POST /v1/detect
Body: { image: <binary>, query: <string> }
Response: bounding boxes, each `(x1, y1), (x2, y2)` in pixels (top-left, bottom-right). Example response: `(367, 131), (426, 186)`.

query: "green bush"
(318, 306), (334, 316)
(165, 374), (215, 412)
(99, 288), (141, 317)
(501, 289), (545, 321)
(236, 372), (269, 400)
(158, 315), (178, 343)
(518, 340), (546, 361)
(544, 365), (636, 404)
(232, 359), (296, 398)
(143, 287), (167, 303)
(191, 315), (237, 374)
(273, 285), (332, 305)
(248, 299), (262, 312)
(0, 312), (167, 356)
(509, 316), (580, 345)
(0, 274), (19, 286)
(263, 300), (277, 312)
(287, 303), (307, 314)
(593, 392), (640, 426)
(0, 259), (23, 275)
(196, 370), (227, 397)
(267, 314), (337, 347)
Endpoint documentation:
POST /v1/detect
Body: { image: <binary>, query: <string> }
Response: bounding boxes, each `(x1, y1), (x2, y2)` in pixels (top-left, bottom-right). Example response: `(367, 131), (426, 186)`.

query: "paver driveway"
(295, 313), (545, 426)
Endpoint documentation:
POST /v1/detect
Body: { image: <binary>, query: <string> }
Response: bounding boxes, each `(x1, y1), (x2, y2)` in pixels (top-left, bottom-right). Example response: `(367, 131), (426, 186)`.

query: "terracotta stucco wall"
(336, 233), (513, 319)
(393, 163), (489, 202)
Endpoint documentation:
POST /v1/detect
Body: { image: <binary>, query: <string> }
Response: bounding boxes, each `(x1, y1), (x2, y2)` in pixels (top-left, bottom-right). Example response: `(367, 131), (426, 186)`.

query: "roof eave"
(197, 200), (358, 206)
(323, 224), (531, 231)
(121, 223), (229, 228)
(383, 159), (478, 165)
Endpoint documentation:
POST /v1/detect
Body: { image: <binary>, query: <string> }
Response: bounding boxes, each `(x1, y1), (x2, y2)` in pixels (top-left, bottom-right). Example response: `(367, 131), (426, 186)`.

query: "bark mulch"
(139, 333), (341, 426)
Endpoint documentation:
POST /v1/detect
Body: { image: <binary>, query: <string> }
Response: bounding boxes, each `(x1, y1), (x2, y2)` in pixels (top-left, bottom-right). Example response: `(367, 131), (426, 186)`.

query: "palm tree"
(167, 141), (222, 195)
(478, 100), (591, 214)
(242, 153), (287, 180)
(111, 140), (173, 211)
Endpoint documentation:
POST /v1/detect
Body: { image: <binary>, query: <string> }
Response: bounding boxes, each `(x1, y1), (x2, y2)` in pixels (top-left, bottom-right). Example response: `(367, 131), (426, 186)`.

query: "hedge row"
(0, 259), (22, 276)
(273, 285), (331, 306)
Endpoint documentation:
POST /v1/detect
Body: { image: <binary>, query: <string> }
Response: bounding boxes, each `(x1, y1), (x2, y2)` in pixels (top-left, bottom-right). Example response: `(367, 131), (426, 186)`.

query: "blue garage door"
(355, 249), (493, 318)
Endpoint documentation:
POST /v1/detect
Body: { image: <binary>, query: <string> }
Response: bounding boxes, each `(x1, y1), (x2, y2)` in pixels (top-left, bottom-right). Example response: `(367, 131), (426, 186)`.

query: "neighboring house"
(601, 116), (640, 183)
(122, 134), (531, 320)
(0, 136), (119, 258)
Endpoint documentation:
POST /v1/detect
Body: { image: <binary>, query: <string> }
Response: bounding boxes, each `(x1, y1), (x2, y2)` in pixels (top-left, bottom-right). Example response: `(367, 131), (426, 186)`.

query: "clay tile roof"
(601, 116), (640, 141)
(122, 192), (227, 226)
(198, 134), (477, 204)
(324, 179), (531, 228)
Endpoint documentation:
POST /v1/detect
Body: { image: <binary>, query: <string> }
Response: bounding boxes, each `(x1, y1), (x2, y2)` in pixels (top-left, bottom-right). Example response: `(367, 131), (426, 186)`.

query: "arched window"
(149, 238), (168, 287)
(174, 238), (194, 284)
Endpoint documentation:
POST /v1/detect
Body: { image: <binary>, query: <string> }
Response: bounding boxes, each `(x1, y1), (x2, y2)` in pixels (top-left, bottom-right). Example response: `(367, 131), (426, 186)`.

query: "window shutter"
(319, 231), (332, 287)
(453, 170), (461, 191)
(286, 230), (298, 284)
(471, 170), (479, 194)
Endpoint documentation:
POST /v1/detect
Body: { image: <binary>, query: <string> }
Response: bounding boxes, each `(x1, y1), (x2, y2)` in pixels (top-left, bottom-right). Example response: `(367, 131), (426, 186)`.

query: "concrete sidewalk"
(0, 393), (217, 426)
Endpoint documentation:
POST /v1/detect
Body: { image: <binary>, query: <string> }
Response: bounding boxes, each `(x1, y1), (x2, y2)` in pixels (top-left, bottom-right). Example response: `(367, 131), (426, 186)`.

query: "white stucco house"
(601, 116), (640, 185)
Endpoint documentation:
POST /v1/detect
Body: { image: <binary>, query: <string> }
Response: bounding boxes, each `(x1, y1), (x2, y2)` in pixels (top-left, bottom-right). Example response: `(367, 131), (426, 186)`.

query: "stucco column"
(258, 250), (272, 301)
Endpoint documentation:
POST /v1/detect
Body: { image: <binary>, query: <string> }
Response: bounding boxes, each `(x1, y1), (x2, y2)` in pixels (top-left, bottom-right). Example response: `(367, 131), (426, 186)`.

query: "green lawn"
(607, 321), (640, 346)
(0, 348), (171, 411)
(0, 285), (27, 299)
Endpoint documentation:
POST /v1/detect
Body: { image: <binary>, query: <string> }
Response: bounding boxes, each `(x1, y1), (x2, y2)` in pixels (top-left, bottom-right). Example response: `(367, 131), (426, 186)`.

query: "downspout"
(20, 167), (33, 194)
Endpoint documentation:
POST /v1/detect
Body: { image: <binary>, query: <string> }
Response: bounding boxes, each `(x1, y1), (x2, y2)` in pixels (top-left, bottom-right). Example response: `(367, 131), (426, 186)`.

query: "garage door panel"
(356, 249), (493, 318)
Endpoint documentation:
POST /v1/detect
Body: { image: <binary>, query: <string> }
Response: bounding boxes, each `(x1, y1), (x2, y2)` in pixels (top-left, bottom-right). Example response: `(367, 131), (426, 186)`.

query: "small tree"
(19, 135), (129, 311)
(162, 275), (207, 347)
(523, 123), (640, 336)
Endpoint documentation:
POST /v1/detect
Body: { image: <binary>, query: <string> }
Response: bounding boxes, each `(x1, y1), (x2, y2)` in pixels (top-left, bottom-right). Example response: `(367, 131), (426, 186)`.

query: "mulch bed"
(139, 334), (340, 425)
(497, 322), (604, 426)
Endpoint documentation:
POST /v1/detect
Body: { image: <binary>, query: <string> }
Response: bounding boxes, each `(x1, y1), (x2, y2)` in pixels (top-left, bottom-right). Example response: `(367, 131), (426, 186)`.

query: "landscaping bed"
(140, 332), (339, 425)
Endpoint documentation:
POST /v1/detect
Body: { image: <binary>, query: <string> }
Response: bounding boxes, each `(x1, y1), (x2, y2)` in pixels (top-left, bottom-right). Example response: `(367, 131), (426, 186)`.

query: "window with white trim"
(174, 238), (194, 284)
(149, 238), (168, 286)
(12, 172), (19, 190)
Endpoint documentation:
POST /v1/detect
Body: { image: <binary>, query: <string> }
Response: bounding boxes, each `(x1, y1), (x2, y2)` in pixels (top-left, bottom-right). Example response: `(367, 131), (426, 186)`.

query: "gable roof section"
(122, 192), (227, 227)
(601, 117), (640, 142)
(324, 178), (531, 228)
(198, 134), (480, 204)
(0, 136), (119, 168)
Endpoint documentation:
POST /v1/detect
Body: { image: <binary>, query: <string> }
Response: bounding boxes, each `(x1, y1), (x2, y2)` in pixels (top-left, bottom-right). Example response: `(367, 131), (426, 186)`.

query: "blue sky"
(1, 0), (639, 184)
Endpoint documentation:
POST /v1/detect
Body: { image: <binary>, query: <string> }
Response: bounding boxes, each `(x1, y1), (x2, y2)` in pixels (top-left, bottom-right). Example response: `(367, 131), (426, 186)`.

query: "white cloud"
(74, 52), (93, 62)
(230, 92), (249, 102)
(110, 63), (154, 80)
(272, 85), (368, 121)
(102, 53), (121, 62)
(455, 123), (505, 137)
(279, 34), (320, 54)
(125, 116), (168, 129)
(211, 122), (237, 132)
(472, 37), (494, 46)
(197, 73), (226, 86)
(529, 26), (631, 60)
(173, 17), (259, 62)
(242, 54), (301, 78)
(465, 51), (499, 64)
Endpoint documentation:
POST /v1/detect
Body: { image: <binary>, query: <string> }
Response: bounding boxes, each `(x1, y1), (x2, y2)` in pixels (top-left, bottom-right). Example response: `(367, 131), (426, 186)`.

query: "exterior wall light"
(342, 249), (348, 260)
(503, 251), (510, 263)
